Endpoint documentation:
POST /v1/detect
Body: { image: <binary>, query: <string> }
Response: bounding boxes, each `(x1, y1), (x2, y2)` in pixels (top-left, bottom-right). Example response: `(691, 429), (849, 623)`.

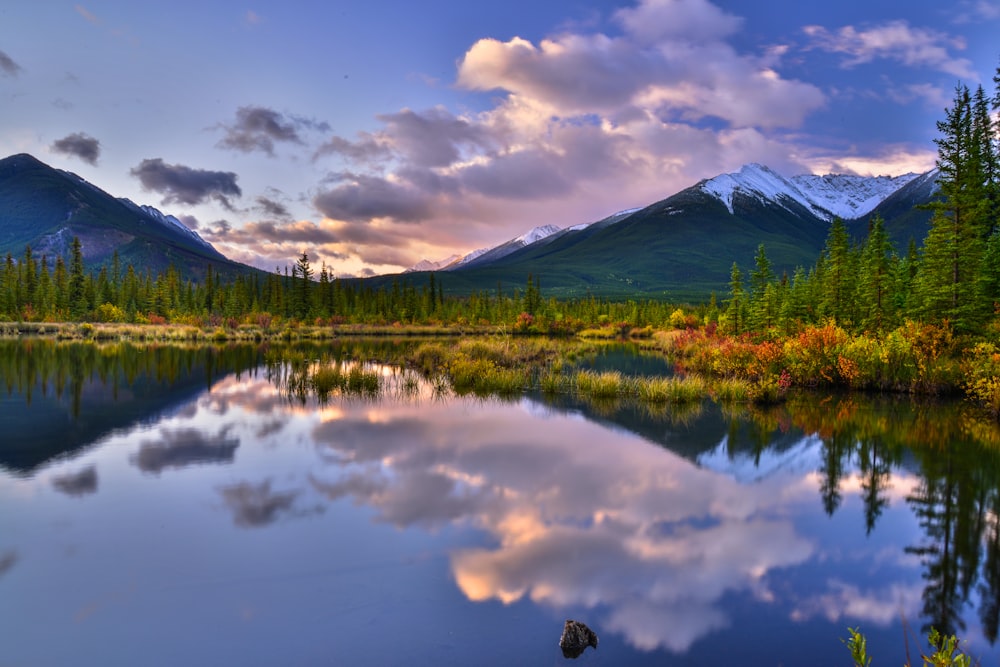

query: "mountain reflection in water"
(1, 340), (999, 666)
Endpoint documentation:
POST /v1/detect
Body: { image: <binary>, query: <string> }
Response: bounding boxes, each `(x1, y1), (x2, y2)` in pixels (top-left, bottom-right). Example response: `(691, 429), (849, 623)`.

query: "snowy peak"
(515, 224), (561, 245)
(119, 198), (215, 250)
(405, 255), (462, 273)
(791, 172), (919, 221)
(699, 163), (919, 222)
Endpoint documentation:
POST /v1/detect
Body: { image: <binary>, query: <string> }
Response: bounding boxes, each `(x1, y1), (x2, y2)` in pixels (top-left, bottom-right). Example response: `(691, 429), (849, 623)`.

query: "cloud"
(52, 465), (98, 496)
(216, 106), (329, 156)
(802, 21), (976, 79)
(313, 174), (434, 222)
(255, 195), (291, 220)
(130, 158), (242, 210)
(0, 49), (23, 77)
(131, 427), (240, 474)
(314, 134), (392, 165)
(295, 0), (832, 272)
(218, 479), (300, 528)
(50, 132), (101, 165)
(74, 4), (100, 25)
(0, 551), (16, 578)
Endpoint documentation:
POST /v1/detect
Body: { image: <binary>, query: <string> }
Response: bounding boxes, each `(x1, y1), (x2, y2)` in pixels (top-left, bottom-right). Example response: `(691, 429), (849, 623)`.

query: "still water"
(1, 340), (999, 666)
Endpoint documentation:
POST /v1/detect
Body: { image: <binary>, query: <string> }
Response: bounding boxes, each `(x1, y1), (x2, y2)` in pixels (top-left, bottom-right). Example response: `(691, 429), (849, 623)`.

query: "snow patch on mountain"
(515, 224), (561, 245)
(700, 163), (918, 222)
(697, 434), (824, 484)
(791, 172), (920, 221)
(405, 255), (462, 273)
(119, 198), (215, 249)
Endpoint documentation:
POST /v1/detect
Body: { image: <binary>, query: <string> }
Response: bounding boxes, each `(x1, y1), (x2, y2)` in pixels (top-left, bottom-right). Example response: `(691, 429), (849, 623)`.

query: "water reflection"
(132, 427), (240, 474)
(219, 480), (312, 528)
(51, 465), (98, 496)
(3, 341), (1000, 665)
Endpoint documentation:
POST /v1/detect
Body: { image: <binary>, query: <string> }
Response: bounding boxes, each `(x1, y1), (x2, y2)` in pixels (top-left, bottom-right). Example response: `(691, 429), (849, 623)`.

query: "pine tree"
(818, 218), (856, 324)
(68, 237), (87, 318)
(857, 215), (897, 331)
(294, 252), (313, 319)
(916, 83), (992, 329)
(747, 243), (774, 330)
(725, 262), (745, 334)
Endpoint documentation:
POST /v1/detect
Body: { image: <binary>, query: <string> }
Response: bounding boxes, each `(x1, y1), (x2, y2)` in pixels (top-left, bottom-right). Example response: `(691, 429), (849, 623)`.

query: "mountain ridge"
(0, 153), (253, 279)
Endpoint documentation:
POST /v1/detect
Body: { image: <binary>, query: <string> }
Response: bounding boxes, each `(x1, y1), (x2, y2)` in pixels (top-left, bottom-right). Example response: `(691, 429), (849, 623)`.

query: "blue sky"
(1, 0), (998, 276)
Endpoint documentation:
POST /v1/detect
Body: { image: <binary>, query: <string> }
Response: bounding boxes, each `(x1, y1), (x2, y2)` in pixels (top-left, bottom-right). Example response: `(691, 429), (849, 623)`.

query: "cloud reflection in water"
(308, 397), (817, 652)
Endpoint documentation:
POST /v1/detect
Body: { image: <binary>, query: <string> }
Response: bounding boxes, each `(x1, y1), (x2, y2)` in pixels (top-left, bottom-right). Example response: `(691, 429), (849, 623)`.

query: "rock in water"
(559, 619), (598, 658)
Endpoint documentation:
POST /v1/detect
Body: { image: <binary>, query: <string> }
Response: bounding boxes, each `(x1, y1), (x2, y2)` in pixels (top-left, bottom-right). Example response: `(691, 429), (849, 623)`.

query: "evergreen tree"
(68, 237), (87, 318)
(294, 252), (313, 319)
(747, 243), (774, 330)
(857, 215), (897, 331)
(818, 218), (856, 324)
(725, 262), (745, 334)
(917, 84), (992, 329)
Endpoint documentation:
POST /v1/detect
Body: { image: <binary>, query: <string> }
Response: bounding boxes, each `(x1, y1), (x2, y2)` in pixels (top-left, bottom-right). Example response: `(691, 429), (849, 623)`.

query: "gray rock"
(559, 619), (598, 658)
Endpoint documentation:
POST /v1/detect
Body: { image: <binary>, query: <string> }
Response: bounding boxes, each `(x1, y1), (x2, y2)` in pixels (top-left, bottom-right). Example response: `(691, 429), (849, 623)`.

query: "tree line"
(0, 240), (690, 331)
(726, 62), (1000, 336)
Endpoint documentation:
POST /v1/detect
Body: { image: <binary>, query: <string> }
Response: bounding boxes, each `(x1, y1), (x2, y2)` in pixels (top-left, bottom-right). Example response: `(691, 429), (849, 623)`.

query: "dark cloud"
(0, 551), (17, 578)
(314, 134), (392, 165)
(51, 132), (101, 165)
(219, 480), (300, 528)
(131, 427), (240, 474)
(255, 195), (291, 220)
(201, 219), (339, 245)
(177, 214), (200, 230)
(52, 465), (98, 496)
(313, 174), (433, 222)
(0, 49), (22, 77)
(130, 158), (242, 210)
(216, 105), (329, 155)
(375, 108), (494, 168)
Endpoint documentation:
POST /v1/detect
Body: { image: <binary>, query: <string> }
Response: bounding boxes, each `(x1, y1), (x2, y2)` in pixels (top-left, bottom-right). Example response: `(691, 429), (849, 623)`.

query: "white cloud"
(803, 21), (976, 79)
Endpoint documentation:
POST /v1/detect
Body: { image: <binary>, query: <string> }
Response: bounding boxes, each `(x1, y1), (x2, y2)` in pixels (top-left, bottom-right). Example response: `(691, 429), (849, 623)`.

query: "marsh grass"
(635, 375), (708, 404)
(575, 370), (625, 399)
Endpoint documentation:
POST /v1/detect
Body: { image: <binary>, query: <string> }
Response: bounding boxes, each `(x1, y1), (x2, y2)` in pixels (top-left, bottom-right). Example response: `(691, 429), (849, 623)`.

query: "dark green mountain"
(0, 153), (252, 279)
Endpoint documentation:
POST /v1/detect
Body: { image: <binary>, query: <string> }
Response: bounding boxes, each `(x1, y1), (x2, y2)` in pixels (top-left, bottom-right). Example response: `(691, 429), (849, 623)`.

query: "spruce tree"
(916, 83), (992, 329)
(725, 262), (745, 334)
(819, 218), (856, 324)
(857, 215), (897, 331)
(68, 237), (87, 318)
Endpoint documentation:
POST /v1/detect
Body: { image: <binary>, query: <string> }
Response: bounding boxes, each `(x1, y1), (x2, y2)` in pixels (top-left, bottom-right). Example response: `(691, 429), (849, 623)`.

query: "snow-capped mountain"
(405, 254), (462, 273)
(700, 163), (918, 222)
(119, 199), (216, 251)
(409, 224), (564, 272)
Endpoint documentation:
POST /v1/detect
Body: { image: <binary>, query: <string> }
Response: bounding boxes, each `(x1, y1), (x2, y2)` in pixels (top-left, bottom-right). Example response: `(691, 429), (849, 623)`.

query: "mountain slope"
(435, 165), (936, 300)
(0, 153), (250, 279)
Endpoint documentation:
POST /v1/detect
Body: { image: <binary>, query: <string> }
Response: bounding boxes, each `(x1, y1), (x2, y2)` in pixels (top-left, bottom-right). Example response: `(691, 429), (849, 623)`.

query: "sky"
(2, 0), (999, 277)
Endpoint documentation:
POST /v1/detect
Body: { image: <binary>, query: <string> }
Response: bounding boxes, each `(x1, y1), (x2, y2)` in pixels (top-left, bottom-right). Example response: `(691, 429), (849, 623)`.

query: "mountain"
(422, 164), (937, 301)
(0, 153), (252, 279)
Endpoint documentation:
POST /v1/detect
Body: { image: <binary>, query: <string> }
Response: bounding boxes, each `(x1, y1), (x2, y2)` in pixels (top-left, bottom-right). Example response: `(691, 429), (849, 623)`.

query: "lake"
(1, 339), (999, 666)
